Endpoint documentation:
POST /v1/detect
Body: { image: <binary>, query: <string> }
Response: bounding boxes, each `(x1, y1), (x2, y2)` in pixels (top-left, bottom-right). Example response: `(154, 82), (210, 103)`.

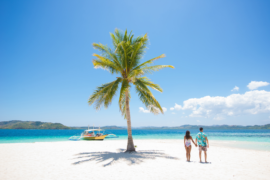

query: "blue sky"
(1, 0), (270, 127)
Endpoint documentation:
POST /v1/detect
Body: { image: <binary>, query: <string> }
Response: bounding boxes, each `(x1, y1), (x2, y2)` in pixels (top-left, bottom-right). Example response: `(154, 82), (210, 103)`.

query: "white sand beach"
(0, 139), (270, 180)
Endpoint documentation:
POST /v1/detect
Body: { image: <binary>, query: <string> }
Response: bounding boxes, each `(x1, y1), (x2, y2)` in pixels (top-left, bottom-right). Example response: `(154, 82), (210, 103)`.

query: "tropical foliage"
(89, 29), (174, 151)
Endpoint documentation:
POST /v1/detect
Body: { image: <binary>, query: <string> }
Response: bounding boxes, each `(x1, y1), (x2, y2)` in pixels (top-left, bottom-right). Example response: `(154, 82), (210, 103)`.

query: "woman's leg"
(185, 146), (188, 161)
(189, 146), (192, 161)
(187, 146), (191, 161)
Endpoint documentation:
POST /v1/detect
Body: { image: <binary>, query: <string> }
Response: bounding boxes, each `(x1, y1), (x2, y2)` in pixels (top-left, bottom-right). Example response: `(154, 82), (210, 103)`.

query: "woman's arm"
(191, 137), (197, 147)
(184, 136), (186, 147)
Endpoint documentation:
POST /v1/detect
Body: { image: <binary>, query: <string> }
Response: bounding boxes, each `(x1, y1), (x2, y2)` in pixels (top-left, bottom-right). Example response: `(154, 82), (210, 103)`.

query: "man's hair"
(199, 127), (203, 131)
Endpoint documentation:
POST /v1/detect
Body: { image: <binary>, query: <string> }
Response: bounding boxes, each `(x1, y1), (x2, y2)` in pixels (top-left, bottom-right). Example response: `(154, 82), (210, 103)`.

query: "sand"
(0, 139), (270, 180)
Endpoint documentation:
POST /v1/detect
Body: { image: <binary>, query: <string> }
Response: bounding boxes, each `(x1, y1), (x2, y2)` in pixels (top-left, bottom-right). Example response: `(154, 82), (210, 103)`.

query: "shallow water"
(1, 129), (270, 151)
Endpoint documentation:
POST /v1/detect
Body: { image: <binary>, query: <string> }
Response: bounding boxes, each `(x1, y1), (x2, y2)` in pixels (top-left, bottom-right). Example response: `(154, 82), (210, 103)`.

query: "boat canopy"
(84, 129), (104, 132)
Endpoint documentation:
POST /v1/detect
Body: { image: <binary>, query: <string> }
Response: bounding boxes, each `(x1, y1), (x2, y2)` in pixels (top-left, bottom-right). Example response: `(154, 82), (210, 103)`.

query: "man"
(195, 127), (209, 163)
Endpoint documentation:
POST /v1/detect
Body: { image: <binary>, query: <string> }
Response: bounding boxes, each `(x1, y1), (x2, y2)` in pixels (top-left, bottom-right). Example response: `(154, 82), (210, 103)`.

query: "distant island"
(0, 120), (269, 129)
(0, 120), (70, 129)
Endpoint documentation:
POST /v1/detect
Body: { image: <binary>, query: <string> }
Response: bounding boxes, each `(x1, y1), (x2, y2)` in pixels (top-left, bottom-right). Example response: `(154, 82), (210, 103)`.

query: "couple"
(184, 127), (209, 163)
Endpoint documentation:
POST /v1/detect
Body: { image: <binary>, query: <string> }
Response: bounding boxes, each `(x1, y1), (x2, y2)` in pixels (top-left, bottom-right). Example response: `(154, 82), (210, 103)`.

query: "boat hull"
(81, 135), (107, 140)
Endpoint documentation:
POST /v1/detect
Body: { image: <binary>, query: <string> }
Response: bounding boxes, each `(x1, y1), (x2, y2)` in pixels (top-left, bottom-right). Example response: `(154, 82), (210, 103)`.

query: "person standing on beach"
(184, 130), (197, 162)
(195, 127), (209, 163)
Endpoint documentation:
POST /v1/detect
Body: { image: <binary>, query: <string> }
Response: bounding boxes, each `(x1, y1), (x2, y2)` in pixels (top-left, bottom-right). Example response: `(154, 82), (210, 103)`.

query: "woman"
(184, 130), (197, 162)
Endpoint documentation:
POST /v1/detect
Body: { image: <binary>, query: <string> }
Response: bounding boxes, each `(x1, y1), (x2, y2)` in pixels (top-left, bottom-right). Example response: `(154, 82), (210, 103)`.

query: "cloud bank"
(170, 90), (270, 120)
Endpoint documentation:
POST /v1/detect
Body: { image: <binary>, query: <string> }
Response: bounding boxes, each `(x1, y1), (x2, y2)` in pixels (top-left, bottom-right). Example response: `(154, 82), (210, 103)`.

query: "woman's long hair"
(185, 130), (191, 139)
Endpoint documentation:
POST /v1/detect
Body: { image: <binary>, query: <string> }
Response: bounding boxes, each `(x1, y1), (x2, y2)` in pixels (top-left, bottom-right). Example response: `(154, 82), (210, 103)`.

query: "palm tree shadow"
(72, 148), (179, 167)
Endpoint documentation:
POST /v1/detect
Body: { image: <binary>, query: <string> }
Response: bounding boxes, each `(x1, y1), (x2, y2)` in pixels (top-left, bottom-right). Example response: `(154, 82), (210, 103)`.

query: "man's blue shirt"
(196, 132), (207, 146)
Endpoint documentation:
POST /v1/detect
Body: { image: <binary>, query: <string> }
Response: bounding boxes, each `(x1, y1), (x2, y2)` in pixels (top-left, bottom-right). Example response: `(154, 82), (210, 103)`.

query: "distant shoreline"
(1, 120), (270, 129)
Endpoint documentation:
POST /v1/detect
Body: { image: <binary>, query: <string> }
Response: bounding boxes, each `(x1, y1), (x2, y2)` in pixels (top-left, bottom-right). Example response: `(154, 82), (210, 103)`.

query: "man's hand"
(207, 144), (209, 148)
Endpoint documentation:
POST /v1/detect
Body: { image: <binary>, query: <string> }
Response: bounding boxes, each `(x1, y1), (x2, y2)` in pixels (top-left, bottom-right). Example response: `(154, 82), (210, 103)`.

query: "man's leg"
(199, 148), (202, 162)
(204, 151), (207, 163)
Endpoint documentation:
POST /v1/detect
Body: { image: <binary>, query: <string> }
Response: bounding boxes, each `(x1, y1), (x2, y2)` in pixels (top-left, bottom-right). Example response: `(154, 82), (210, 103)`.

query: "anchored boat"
(68, 127), (118, 141)
(81, 129), (107, 140)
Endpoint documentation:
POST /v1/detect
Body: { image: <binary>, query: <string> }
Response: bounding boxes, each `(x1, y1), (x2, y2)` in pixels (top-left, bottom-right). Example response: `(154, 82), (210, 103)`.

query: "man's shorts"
(199, 145), (207, 151)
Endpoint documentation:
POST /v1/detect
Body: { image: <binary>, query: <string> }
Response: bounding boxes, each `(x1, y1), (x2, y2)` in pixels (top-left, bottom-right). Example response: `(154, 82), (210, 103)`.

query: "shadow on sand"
(72, 148), (179, 167)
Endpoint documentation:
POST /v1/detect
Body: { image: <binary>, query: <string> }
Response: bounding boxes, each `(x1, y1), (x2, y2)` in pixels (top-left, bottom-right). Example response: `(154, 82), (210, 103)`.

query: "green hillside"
(0, 120), (70, 129)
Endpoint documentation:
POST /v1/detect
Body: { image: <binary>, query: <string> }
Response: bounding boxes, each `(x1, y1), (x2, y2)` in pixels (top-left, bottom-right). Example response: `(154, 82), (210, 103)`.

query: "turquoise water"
(1, 129), (270, 151)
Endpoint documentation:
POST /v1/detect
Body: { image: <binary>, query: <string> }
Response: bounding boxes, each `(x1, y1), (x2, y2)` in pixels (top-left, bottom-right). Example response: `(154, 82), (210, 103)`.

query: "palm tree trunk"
(125, 90), (135, 152)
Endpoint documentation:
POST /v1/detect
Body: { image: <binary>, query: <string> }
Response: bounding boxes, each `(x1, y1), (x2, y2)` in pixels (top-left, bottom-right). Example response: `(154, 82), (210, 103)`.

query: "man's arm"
(206, 137), (209, 148)
(191, 137), (197, 147)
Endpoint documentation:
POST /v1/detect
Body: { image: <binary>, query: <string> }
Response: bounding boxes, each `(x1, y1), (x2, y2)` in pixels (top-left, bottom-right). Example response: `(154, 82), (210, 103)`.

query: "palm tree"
(88, 29), (174, 152)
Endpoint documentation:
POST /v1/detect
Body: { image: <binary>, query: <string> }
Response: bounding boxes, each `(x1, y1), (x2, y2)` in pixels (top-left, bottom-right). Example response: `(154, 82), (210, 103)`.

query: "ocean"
(1, 129), (270, 151)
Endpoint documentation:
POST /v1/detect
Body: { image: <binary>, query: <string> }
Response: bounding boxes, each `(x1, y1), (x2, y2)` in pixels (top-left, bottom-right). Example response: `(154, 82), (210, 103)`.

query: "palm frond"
(135, 77), (163, 92)
(110, 33), (119, 48)
(129, 33), (148, 70)
(132, 54), (166, 71)
(140, 65), (174, 74)
(92, 43), (122, 69)
(135, 82), (163, 114)
(114, 29), (124, 43)
(88, 78), (122, 110)
(92, 54), (122, 74)
(128, 69), (144, 79)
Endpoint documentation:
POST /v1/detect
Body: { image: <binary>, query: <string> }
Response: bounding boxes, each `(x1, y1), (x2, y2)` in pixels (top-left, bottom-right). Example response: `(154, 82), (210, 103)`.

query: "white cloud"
(139, 107), (150, 113)
(175, 90), (270, 120)
(172, 112), (176, 114)
(247, 81), (269, 90)
(197, 120), (200, 122)
(170, 103), (182, 111)
(231, 86), (239, 91)
(139, 107), (167, 113)
(162, 107), (167, 112)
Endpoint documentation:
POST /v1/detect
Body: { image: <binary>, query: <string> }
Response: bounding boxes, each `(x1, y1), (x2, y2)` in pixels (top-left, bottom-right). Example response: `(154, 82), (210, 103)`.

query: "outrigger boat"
(81, 129), (108, 140)
(68, 126), (118, 141)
